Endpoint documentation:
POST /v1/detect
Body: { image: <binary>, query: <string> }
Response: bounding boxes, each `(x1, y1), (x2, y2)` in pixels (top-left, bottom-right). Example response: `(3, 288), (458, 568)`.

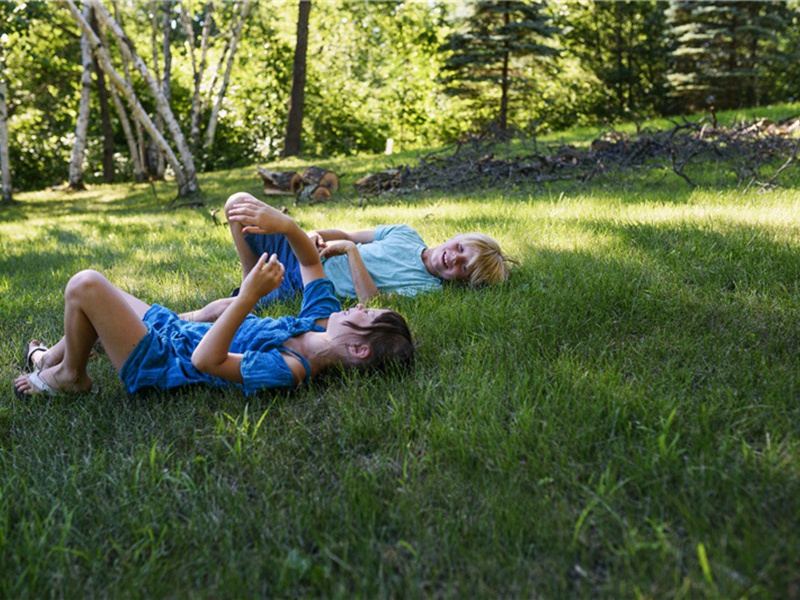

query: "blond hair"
(460, 233), (519, 287)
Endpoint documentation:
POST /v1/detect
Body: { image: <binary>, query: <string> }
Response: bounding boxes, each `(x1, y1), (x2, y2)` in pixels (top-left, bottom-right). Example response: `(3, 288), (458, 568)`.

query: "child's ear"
(349, 343), (371, 361)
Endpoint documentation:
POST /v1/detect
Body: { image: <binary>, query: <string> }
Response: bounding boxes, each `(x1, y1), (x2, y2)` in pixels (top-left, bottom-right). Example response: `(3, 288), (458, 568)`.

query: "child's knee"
(65, 270), (108, 301)
(224, 192), (256, 216)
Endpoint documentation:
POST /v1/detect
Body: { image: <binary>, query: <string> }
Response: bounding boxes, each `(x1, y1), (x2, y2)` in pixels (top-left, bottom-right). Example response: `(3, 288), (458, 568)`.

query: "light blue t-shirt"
(322, 224), (442, 299)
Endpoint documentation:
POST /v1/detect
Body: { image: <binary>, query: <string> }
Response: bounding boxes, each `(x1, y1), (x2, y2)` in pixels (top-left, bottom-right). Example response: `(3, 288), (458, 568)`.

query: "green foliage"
(440, 0), (560, 131)
(302, 0), (458, 154)
(557, 0), (669, 122)
(3, 1), (800, 195)
(666, 0), (796, 112)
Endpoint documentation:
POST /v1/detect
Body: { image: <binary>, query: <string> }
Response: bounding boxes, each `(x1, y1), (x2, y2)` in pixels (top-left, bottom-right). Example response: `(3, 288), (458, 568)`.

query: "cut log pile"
(257, 166), (340, 204)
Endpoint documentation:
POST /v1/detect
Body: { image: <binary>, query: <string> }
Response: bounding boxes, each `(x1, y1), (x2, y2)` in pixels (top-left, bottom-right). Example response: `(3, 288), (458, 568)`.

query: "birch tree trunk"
(112, 0), (147, 179)
(0, 75), (12, 204)
(204, 0), (251, 155)
(89, 0), (199, 196)
(68, 2), (93, 191)
(62, 0), (200, 197)
(181, 0), (214, 153)
(91, 10), (115, 183)
(158, 0), (172, 179)
(149, 1), (165, 179)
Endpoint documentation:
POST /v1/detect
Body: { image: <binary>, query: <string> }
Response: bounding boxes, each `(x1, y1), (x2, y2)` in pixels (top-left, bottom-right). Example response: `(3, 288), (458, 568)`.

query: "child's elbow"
(191, 350), (212, 373)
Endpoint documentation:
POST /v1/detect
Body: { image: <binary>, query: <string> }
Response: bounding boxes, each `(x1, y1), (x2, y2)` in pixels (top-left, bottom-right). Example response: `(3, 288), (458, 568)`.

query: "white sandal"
(13, 369), (55, 400)
(25, 341), (49, 371)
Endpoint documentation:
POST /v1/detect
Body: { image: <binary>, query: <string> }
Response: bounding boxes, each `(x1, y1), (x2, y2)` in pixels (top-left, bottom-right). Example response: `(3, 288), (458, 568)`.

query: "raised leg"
(14, 270), (150, 395)
(225, 192), (261, 280)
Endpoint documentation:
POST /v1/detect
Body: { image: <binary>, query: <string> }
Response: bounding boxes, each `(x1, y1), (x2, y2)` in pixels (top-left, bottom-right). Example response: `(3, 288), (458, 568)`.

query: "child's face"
(428, 236), (478, 283)
(326, 304), (390, 338)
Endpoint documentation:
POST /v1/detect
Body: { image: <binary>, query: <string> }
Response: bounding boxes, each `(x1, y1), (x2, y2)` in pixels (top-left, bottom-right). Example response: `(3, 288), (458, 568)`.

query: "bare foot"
(13, 366), (93, 397)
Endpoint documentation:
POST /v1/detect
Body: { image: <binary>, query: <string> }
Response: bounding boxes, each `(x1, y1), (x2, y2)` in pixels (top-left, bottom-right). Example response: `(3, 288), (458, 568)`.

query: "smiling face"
(423, 235), (480, 282)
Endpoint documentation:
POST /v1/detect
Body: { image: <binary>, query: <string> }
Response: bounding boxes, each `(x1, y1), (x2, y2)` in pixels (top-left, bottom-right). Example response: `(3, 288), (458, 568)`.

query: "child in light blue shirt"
(188, 193), (518, 322)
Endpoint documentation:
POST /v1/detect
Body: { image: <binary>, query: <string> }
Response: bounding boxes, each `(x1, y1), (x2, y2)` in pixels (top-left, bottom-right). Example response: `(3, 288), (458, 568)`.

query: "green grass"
(2, 107), (800, 597)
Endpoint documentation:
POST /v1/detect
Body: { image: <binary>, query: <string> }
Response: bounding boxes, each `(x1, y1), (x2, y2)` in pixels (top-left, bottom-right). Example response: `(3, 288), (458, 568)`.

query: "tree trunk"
(91, 9), (115, 183)
(90, 0), (199, 196)
(0, 74), (12, 204)
(204, 0), (251, 155)
(64, 0), (199, 197)
(112, 0), (147, 179)
(149, 1), (165, 179)
(283, 0), (311, 158)
(97, 15), (145, 182)
(181, 0), (214, 153)
(68, 2), (93, 191)
(159, 0), (172, 178)
(498, 9), (509, 133)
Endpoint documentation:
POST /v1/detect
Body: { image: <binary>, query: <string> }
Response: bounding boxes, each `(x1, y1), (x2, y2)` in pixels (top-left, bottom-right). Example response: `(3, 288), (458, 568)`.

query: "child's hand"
(239, 253), (284, 301)
(318, 239), (356, 259)
(308, 231), (327, 252)
(227, 197), (290, 235)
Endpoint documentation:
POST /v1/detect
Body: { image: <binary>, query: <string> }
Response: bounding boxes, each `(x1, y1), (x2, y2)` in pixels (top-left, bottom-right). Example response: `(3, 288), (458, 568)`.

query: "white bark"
(0, 76), (12, 203)
(68, 2), (94, 191)
(149, 0), (165, 178)
(158, 0), (172, 178)
(62, 0), (199, 196)
(181, 0), (214, 152)
(204, 0), (251, 152)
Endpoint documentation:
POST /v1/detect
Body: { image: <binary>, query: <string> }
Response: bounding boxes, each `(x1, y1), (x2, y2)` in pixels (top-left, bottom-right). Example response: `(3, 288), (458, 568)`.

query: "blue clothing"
(244, 225), (441, 307)
(120, 278), (341, 395)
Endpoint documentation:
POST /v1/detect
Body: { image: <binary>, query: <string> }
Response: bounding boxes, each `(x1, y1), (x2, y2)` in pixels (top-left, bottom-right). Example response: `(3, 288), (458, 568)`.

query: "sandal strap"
(28, 370), (55, 395)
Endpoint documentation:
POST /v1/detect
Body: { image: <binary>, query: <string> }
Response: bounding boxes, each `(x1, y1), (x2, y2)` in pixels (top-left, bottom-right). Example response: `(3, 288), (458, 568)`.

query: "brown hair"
(345, 310), (415, 372)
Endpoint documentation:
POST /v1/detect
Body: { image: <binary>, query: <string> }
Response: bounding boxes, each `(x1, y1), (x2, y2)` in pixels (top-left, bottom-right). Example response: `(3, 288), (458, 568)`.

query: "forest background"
(2, 0), (799, 200)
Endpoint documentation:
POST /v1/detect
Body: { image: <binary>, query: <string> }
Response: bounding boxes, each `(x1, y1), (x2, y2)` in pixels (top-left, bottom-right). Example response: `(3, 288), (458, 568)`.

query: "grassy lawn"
(1, 107), (800, 597)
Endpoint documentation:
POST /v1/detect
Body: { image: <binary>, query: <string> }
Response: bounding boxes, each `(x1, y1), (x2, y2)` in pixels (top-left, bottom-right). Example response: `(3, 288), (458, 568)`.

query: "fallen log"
(296, 184), (332, 205)
(257, 167), (302, 195)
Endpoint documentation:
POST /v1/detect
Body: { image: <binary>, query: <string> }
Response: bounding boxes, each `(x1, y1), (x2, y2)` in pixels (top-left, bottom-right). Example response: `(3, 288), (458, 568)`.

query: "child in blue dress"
(13, 203), (414, 398)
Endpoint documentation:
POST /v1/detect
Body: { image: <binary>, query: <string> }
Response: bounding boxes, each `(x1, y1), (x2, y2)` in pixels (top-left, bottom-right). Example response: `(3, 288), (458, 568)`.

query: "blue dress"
(119, 278), (341, 395)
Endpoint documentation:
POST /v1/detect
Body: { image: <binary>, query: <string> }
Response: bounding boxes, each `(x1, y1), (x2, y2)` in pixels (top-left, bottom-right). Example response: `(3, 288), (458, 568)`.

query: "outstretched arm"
(226, 197), (324, 285)
(191, 253), (284, 382)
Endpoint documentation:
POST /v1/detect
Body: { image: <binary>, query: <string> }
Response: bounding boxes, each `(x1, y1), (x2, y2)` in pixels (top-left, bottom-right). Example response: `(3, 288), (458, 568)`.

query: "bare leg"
(179, 297), (236, 323)
(14, 271), (150, 395)
(33, 287), (150, 370)
(176, 192), (269, 324)
(225, 192), (261, 280)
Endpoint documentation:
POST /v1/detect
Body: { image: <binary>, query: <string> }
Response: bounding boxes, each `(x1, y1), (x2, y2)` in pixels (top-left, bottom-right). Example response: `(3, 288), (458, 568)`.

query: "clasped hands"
(308, 232), (356, 259)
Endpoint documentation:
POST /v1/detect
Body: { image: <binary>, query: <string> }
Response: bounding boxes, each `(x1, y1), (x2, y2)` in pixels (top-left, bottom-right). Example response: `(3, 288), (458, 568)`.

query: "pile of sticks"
(388, 116), (800, 194)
